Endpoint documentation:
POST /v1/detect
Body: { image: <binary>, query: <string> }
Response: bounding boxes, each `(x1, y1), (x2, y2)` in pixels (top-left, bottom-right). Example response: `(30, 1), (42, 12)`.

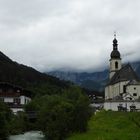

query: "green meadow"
(67, 111), (140, 140)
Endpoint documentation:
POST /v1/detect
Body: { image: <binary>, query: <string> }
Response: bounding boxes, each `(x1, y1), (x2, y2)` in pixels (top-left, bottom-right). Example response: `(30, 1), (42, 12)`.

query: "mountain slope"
(48, 62), (140, 91)
(0, 51), (71, 96)
(48, 70), (109, 91)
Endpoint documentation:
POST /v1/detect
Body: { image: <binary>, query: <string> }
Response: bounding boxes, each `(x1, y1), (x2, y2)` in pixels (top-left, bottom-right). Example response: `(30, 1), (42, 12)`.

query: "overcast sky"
(1, 0), (140, 72)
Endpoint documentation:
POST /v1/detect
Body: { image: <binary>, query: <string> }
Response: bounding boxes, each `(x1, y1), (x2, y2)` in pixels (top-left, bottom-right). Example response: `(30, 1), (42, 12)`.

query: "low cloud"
(0, 0), (140, 72)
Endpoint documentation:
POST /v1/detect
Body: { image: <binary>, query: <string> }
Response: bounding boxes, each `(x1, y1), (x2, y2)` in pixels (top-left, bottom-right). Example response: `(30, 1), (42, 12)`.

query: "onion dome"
(111, 50), (120, 59)
(113, 38), (117, 44)
(110, 35), (121, 59)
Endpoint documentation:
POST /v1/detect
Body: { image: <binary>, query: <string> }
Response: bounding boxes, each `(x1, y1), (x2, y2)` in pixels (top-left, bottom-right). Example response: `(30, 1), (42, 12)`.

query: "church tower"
(109, 34), (121, 79)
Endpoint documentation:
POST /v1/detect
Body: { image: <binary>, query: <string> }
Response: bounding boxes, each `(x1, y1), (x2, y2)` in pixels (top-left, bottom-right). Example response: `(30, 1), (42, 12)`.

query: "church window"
(115, 61), (118, 69)
(123, 85), (126, 93)
(134, 87), (136, 90)
(133, 93), (137, 96)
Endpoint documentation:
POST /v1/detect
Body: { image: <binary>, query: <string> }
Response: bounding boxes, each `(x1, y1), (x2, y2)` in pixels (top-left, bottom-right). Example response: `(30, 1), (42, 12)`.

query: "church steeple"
(109, 34), (122, 79)
(113, 33), (118, 50)
(110, 33), (121, 59)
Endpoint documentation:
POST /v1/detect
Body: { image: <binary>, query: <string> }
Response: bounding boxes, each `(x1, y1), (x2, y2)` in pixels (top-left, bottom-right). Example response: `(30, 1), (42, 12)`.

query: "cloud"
(0, 0), (140, 72)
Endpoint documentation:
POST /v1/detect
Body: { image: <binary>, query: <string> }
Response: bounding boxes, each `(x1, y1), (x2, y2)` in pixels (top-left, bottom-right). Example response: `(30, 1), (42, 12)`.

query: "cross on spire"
(114, 31), (116, 38)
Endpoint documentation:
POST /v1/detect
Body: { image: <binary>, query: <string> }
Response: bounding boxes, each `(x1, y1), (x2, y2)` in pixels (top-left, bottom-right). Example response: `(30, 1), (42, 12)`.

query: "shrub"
(25, 86), (92, 140)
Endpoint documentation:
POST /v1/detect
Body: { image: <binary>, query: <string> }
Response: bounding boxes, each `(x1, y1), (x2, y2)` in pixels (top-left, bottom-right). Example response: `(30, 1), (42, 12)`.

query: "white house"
(0, 82), (31, 114)
(105, 35), (140, 101)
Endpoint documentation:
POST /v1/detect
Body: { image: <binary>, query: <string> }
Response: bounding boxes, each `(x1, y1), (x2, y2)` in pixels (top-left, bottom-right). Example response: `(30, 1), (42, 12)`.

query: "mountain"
(48, 70), (109, 91)
(48, 62), (140, 92)
(0, 51), (71, 96)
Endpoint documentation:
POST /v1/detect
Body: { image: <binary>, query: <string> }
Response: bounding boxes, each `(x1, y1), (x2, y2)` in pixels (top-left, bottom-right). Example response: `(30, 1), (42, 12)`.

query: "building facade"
(105, 36), (140, 101)
(0, 82), (31, 114)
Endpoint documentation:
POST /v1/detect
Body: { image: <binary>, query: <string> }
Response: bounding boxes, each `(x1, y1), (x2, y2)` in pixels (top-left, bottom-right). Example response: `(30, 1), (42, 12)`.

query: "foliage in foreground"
(67, 111), (140, 140)
(0, 101), (29, 139)
(0, 101), (13, 139)
(0, 85), (92, 140)
(25, 86), (92, 140)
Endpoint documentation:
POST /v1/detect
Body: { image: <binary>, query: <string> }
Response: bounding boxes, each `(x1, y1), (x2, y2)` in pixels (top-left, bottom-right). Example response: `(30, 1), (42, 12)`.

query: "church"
(105, 35), (140, 101)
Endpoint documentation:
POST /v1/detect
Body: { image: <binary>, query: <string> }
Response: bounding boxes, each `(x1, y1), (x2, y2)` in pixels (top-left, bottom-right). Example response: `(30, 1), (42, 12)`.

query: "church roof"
(126, 79), (140, 85)
(109, 64), (140, 85)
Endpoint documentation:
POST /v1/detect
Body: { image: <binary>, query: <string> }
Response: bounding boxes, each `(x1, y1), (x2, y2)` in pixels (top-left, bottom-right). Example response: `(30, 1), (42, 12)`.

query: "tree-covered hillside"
(0, 51), (72, 97)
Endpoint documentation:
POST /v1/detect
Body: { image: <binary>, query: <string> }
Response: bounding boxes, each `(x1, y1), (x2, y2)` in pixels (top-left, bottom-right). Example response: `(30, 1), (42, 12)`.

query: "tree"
(62, 86), (92, 132)
(8, 112), (28, 134)
(38, 96), (74, 140)
(25, 86), (92, 140)
(0, 101), (12, 139)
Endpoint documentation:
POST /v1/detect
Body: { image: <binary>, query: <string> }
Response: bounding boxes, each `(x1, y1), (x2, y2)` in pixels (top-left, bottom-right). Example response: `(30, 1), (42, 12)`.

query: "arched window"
(115, 61), (118, 69)
(123, 85), (126, 93)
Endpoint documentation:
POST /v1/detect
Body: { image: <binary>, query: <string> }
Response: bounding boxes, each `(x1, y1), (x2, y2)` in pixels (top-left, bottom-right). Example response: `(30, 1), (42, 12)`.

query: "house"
(105, 35), (140, 101)
(0, 82), (31, 114)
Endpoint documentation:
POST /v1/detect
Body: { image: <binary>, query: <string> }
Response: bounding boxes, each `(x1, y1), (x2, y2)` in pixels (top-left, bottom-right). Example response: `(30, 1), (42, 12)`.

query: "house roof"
(0, 82), (32, 98)
(109, 64), (140, 85)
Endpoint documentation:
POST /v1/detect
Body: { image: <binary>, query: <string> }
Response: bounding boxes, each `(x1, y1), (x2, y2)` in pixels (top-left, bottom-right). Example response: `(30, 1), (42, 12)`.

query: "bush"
(39, 97), (74, 140)
(8, 112), (28, 135)
(0, 101), (12, 139)
(25, 86), (92, 140)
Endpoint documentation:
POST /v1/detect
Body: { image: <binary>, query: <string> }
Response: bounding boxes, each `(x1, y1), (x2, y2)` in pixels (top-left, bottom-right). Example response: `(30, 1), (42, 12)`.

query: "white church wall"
(104, 101), (140, 111)
(119, 81), (129, 93)
(105, 85), (113, 99)
(105, 81), (129, 100)
(105, 86), (109, 99)
(109, 59), (121, 79)
(126, 85), (140, 100)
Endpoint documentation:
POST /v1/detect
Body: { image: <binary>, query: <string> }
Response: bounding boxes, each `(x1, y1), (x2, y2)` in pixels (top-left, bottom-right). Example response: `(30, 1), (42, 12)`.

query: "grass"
(67, 111), (140, 140)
